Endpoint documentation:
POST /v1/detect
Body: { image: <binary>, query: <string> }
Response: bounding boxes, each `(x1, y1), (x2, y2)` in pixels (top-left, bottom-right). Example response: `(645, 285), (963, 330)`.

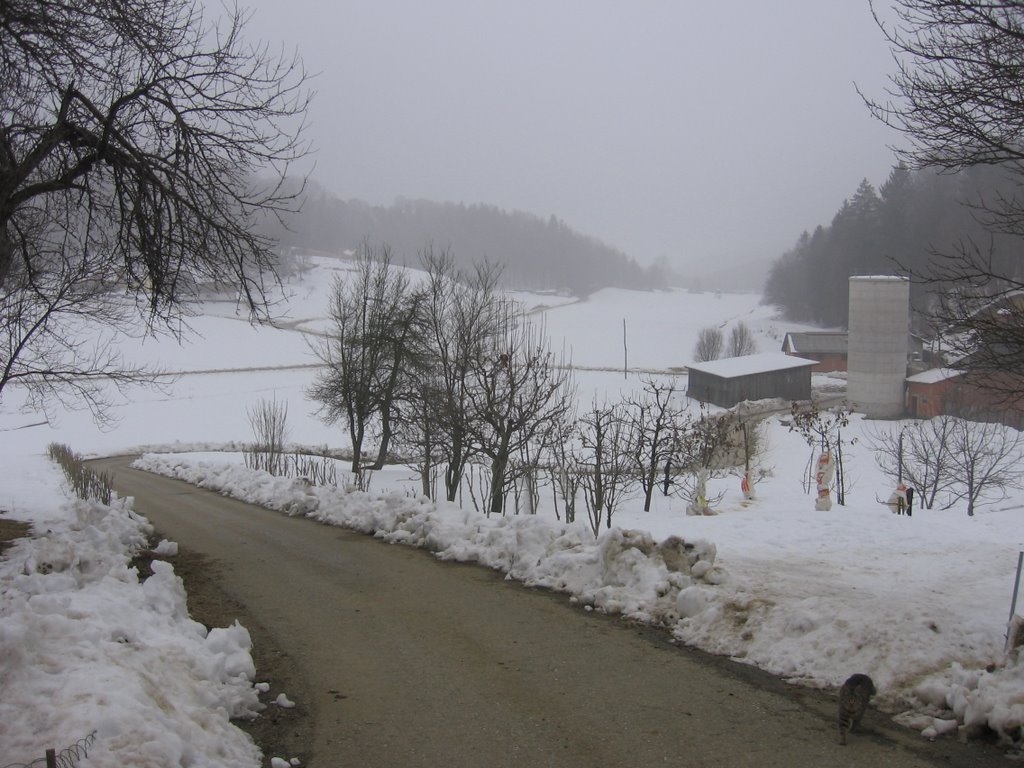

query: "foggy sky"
(241, 1), (902, 272)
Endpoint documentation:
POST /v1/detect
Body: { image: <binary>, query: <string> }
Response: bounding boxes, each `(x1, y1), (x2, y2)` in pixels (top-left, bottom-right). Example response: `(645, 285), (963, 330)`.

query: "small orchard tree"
(576, 400), (634, 536)
(948, 417), (1024, 516)
(732, 402), (769, 499)
(625, 377), (684, 511)
(788, 403), (853, 506)
(673, 404), (735, 515)
(547, 407), (583, 524)
(867, 417), (958, 510)
(466, 307), (575, 516)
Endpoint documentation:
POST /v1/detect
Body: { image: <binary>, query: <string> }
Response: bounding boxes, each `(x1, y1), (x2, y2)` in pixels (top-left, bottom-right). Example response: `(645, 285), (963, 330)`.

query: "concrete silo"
(847, 276), (909, 419)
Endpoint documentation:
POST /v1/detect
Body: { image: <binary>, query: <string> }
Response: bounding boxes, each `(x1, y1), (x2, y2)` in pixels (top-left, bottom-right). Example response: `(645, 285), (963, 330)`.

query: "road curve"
(92, 456), (1005, 768)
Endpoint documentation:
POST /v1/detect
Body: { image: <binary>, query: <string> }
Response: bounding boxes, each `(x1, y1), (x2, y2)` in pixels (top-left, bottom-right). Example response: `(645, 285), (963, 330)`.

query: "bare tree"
(864, 0), (1024, 406)
(727, 321), (757, 357)
(672, 404), (735, 514)
(867, 417), (958, 510)
(948, 417), (1023, 516)
(625, 377), (683, 511)
(693, 326), (724, 363)
(466, 308), (575, 516)
(419, 249), (505, 501)
(0, 0), (310, 415)
(732, 408), (768, 500)
(577, 400), (634, 537)
(245, 396), (290, 476)
(307, 246), (424, 475)
(547, 406), (582, 523)
(868, 412), (1020, 516)
(1, 253), (164, 421)
(866, 1), (1024, 180)
(788, 403), (853, 505)
(394, 374), (446, 500)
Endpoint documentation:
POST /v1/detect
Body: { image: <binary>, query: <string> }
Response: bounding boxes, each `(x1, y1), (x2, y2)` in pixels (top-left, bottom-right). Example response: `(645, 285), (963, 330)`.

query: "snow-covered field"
(3, 254), (1024, 766)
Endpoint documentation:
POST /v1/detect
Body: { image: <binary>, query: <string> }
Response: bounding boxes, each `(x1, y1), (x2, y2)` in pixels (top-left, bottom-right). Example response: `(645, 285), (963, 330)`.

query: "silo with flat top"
(847, 276), (909, 419)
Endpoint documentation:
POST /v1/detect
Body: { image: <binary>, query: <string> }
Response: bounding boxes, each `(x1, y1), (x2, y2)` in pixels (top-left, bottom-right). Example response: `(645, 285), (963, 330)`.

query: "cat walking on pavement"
(837, 674), (876, 745)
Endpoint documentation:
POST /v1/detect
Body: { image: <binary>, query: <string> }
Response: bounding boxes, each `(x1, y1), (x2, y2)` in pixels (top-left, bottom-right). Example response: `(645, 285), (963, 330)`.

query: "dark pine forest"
(762, 163), (1024, 330)
(262, 182), (669, 296)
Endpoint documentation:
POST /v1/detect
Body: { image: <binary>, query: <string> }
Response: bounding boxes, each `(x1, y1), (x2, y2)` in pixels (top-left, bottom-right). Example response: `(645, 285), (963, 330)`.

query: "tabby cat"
(837, 673), (875, 745)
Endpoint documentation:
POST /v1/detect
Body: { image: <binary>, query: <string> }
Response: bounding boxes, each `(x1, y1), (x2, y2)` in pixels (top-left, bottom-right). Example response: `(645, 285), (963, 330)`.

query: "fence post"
(1007, 551), (1024, 653)
(45, 749), (56, 768)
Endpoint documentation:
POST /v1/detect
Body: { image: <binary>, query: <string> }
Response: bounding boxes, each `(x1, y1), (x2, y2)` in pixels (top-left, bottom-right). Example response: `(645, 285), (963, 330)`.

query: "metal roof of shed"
(782, 331), (848, 355)
(906, 367), (961, 384)
(688, 352), (817, 379)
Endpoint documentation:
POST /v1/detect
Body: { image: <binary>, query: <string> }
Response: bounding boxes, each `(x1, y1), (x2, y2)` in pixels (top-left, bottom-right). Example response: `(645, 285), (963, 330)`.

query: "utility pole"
(622, 318), (628, 379)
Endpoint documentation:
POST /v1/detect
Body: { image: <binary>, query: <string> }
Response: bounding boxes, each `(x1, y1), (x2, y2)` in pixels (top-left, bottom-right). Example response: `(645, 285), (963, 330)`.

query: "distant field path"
(92, 456), (1004, 768)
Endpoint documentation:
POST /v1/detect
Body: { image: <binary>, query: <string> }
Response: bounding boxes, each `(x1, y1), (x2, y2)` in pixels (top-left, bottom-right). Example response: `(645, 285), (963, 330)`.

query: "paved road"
(93, 457), (1008, 768)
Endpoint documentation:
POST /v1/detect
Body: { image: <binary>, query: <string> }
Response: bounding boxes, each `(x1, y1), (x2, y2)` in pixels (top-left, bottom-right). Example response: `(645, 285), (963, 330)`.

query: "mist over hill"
(260, 181), (670, 295)
(677, 255), (771, 294)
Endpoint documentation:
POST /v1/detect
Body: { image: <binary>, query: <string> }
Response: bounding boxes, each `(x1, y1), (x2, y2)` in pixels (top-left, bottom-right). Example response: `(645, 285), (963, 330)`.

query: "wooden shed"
(781, 331), (848, 372)
(687, 352), (817, 408)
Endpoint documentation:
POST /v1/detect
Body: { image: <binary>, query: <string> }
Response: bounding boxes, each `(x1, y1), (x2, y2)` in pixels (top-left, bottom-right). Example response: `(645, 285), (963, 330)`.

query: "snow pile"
(904, 661), (1024, 743)
(0, 495), (263, 767)
(133, 453), (722, 624)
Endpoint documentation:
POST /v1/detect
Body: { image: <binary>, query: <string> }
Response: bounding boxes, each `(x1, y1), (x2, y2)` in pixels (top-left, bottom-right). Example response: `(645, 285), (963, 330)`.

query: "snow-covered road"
(92, 456), (1007, 768)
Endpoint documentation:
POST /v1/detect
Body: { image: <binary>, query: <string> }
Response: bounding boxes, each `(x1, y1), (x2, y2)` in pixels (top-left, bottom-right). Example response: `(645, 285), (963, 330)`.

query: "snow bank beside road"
(133, 454), (723, 626)
(0, 491), (263, 767)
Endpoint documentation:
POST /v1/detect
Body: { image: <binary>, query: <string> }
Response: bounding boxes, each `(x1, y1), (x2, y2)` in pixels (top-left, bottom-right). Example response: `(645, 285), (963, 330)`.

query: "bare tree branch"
(863, 1), (1024, 407)
(0, 0), (311, 415)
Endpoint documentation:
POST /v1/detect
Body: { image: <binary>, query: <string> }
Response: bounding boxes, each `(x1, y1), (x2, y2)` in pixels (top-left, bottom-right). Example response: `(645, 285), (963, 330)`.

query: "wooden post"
(46, 748), (57, 768)
(622, 318), (628, 379)
(1006, 551), (1024, 652)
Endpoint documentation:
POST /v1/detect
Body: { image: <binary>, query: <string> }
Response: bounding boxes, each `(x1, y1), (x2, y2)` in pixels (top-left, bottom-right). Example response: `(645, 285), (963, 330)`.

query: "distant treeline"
(762, 163), (1023, 329)
(261, 181), (669, 295)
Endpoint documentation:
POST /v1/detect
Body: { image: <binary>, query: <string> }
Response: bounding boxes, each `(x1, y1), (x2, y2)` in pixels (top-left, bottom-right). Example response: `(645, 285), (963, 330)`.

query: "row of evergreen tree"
(762, 163), (1023, 329)
(261, 181), (669, 295)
